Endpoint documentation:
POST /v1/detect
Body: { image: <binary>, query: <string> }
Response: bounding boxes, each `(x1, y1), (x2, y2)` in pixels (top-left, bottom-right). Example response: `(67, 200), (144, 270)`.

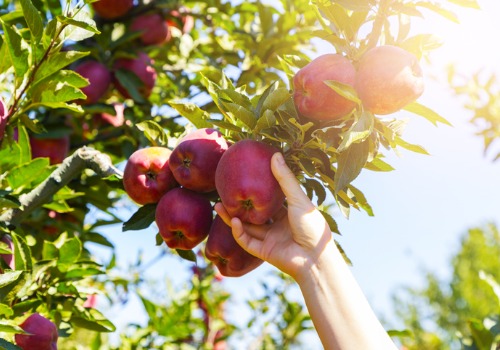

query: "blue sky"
(91, 1), (500, 347)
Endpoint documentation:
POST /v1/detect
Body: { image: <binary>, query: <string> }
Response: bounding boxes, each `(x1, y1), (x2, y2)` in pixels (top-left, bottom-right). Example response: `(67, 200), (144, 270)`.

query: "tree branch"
(0, 147), (123, 228)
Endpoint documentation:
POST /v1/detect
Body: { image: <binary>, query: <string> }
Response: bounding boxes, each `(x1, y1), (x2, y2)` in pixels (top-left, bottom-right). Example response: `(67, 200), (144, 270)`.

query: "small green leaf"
(123, 204), (157, 232)
(324, 80), (361, 105)
(59, 10), (100, 42)
(260, 87), (291, 117)
(447, 0), (480, 8)
(319, 209), (340, 235)
(0, 338), (22, 350)
(12, 233), (32, 271)
(254, 109), (276, 132)
(334, 139), (370, 194)
(71, 309), (116, 332)
(168, 101), (212, 129)
(404, 101), (451, 126)
(59, 237), (82, 264)
(20, 0), (43, 40)
(415, 2), (459, 23)
(0, 271), (23, 289)
(220, 100), (256, 129)
(395, 135), (429, 155)
(176, 249), (197, 263)
(0, 320), (25, 334)
(0, 19), (30, 82)
(337, 111), (374, 152)
(113, 69), (146, 103)
(35, 50), (89, 85)
(136, 121), (169, 147)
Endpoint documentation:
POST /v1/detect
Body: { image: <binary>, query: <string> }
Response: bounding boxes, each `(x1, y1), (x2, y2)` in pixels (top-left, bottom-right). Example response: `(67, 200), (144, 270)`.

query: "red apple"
(293, 54), (357, 121)
(205, 215), (263, 277)
(15, 313), (58, 350)
(167, 7), (194, 34)
(215, 139), (285, 225)
(92, 0), (133, 20)
(0, 97), (7, 141)
(83, 294), (97, 308)
(123, 147), (178, 205)
(30, 135), (70, 165)
(130, 13), (171, 46)
(155, 188), (213, 250)
(113, 52), (157, 99)
(169, 128), (228, 193)
(74, 60), (111, 105)
(0, 235), (14, 272)
(355, 45), (424, 115)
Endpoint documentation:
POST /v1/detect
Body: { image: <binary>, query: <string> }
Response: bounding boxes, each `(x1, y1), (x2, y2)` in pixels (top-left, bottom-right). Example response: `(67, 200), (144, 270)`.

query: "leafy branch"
(0, 147), (122, 227)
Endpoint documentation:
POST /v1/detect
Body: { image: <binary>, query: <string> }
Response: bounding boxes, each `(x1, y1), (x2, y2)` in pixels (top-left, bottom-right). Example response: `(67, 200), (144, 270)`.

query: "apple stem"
(0, 147), (122, 228)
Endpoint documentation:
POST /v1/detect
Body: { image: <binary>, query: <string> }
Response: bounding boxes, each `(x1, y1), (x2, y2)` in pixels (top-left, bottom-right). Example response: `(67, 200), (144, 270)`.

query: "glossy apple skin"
(15, 313), (58, 350)
(0, 235), (15, 272)
(131, 13), (170, 46)
(205, 215), (263, 277)
(123, 147), (178, 205)
(74, 61), (112, 105)
(113, 52), (157, 99)
(355, 45), (424, 115)
(92, 0), (133, 20)
(155, 188), (213, 250)
(30, 136), (70, 165)
(169, 128), (228, 193)
(215, 140), (285, 225)
(293, 54), (357, 121)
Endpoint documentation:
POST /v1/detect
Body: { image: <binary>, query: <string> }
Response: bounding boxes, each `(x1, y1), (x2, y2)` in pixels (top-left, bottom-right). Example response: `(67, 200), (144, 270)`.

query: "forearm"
(295, 241), (397, 350)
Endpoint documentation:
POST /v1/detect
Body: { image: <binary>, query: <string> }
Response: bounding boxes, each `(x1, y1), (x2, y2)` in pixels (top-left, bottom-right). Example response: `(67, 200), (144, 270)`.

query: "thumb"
(271, 152), (313, 208)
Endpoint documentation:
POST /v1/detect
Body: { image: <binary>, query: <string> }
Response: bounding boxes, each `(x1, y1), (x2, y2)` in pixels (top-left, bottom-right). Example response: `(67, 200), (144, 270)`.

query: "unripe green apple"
(205, 215), (263, 277)
(355, 45), (424, 115)
(15, 313), (58, 350)
(131, 13), (171, 46)
(113, 52), (157, 99)
(293, 54), (357, 121)
(215, 139), (285, 225)
(169, 128), (229, 193)
(155, 188), (213, 250)
(74, 60), (112, 105)
(92, 0), (133, 20)
(123, 147), (178, 205)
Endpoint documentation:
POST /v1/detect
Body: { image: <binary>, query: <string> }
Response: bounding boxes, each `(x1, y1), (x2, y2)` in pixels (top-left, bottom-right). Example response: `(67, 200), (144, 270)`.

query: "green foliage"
(392, 223), (500, 349)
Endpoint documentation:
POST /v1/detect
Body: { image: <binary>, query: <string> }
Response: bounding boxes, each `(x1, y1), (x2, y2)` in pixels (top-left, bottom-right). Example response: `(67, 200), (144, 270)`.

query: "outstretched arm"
(215, 152), (397, 350)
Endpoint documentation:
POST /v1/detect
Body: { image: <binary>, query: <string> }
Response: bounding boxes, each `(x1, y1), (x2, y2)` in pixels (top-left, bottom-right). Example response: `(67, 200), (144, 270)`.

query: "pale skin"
(215, 152), (398, 350)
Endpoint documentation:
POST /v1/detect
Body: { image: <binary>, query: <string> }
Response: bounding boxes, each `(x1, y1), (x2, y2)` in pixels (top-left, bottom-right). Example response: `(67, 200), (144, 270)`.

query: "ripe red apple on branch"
(123, 147), (178, 205)
(155, 188), (213, 250)
(92, 0), (134, 20)
(169, 128), (229, 193)
(130, 13), (171, 46)
(113, 52), (157, 100)
(0, 97), (7, 141)
(293, 54), (357, 121)
(215, 139), (285, 225)
(355, 45), (424, 115)
(74, 60), (112, 105)
(15, 313), (58, 350)
(30, 135), (70, 165)
(205, 215), (263, 277)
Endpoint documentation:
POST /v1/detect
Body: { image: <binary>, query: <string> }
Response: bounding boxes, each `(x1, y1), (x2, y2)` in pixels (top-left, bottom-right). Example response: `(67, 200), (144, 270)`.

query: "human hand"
(214, 152), (334, 281)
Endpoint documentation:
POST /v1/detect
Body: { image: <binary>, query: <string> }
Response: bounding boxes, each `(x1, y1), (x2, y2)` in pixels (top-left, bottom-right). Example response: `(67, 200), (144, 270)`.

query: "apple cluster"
(293, 45), (424, 121)
(123, 129), (285, 277)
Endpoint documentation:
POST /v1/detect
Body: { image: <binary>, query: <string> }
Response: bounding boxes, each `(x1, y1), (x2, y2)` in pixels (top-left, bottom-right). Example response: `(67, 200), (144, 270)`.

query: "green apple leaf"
(20, 0), (43, 41)
(6, 158), (50, 191)
(324, 80), (361, 105)
(318, 209), (340, 235)
(334, 139), (370, 194)
(260, 87), (291, 117)
(176, 249), (197, 263)
(404, 101), (452, 126)
(0, 271), (24, 289)
(123, 204), (157, 232)
(136, 120), (169, 147)
(12, 233), (32, 272)
(0, 19), (30, 83)
(0, 338), (22, 350)
(447, 0), (480, 9)
(337, 111), (374, 152)
(395, 135), (429, 155)
(70, 308), (116, 332)
(168, 101), (213, 129)
(34, 50), (89, 85)
(114, 69), (147, 103)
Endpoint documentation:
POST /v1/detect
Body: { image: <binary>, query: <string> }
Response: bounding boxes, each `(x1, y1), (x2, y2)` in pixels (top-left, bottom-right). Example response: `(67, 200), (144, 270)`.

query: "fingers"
(271, 153), (314, 209)
(214, 202), (268, 240)
(231, 217), (264, 259)
(214, 202), (232, 226)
